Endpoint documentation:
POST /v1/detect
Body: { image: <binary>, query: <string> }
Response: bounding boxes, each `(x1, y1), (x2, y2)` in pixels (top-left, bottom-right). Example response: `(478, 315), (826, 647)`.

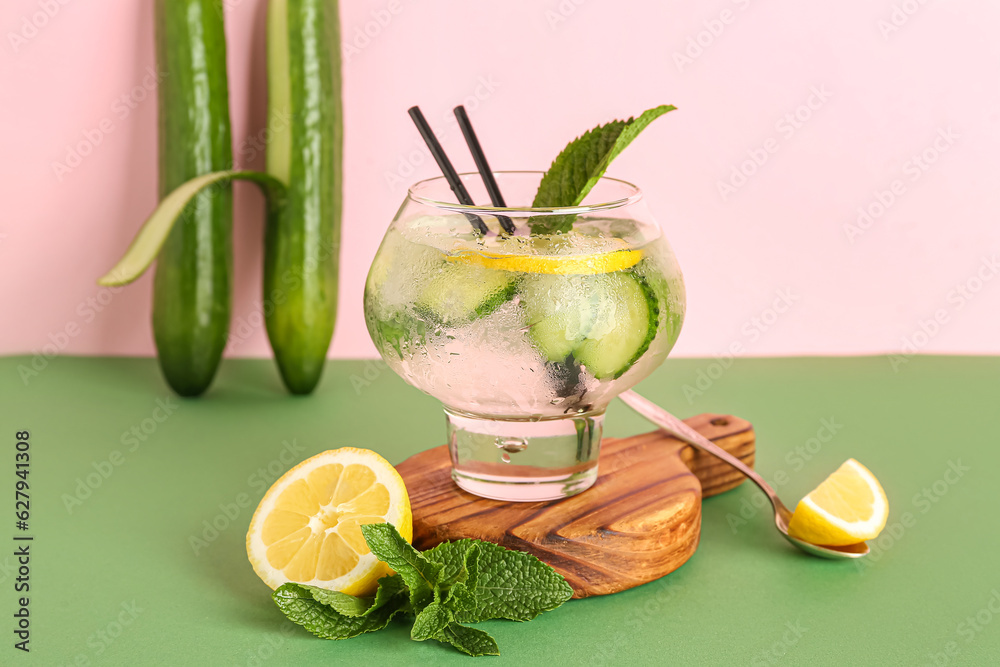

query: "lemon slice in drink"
(445, 234), (642, 275)
(447, 248), (642, 275)
(787, 458), (889, 546)
(246, 448), (412, 595)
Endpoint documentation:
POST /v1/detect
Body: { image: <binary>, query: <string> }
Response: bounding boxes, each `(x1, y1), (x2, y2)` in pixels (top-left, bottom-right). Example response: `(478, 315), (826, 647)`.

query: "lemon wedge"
(246, 447), (412, 595)
(787, 458), (888, 546)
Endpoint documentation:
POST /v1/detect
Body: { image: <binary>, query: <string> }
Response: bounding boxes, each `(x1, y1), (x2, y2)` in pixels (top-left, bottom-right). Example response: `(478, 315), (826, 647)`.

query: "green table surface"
(1, 355), (998, 666)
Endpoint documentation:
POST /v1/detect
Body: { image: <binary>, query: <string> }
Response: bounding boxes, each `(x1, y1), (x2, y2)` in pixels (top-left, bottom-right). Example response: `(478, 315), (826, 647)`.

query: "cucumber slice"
(573, 271), (659, 379)
(416, 263), (518, 325)
(521, 274), (601, 362)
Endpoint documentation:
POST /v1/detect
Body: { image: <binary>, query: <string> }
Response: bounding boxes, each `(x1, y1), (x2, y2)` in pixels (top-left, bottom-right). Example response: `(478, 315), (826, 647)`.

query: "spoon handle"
(618, 390), (789, 516)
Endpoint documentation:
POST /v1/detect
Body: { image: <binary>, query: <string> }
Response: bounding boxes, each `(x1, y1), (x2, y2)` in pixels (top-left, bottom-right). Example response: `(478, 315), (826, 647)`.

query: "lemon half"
(246, 447), (412, 595)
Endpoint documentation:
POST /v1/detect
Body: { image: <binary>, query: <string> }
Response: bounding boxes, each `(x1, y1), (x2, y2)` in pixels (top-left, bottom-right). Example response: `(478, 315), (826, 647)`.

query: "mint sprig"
(271, 523), (573, 657)
(530, 104), (677, 234)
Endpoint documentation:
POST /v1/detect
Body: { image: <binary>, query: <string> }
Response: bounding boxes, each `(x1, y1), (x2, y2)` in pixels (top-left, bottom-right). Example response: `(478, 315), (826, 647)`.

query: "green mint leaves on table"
(530, 104), (677, 234)
(271, 523), (574, 657)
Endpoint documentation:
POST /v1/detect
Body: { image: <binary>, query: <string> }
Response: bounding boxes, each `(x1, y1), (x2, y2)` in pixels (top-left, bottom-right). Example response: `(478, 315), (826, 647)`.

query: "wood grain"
(396, 413), (755, 598)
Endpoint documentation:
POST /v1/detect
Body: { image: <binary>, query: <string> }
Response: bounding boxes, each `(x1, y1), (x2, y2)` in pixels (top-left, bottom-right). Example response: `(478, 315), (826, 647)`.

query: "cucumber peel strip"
(98, 170), (287, 286)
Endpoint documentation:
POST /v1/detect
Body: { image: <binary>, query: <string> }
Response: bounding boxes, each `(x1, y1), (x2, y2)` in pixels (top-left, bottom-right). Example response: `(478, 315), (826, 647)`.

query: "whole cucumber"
(152, 0), (233, 397)
(264, 0), (343, 395)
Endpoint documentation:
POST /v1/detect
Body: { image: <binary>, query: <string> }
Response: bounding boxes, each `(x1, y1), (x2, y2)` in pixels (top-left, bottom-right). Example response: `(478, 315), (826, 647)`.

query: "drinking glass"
(364, 172), (685, 501)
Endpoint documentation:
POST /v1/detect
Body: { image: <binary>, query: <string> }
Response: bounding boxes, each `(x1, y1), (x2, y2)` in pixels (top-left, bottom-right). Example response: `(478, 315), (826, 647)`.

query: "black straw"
(453, 106), (516, 234)
(407, 106), (489, 235)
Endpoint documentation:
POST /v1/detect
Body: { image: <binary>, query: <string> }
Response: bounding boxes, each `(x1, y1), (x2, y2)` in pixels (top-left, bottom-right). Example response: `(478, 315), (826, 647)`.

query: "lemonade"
(363, 172), (685, 502)
(365, 214), (684, 418)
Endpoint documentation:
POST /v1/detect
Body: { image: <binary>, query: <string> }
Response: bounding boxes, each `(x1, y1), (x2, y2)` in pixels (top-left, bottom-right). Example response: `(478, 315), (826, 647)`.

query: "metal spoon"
(619, 390), (868, 559)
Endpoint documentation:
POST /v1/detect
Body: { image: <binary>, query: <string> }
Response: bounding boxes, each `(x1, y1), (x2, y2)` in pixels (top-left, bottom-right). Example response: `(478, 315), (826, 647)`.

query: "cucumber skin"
(264, 0), (342, 394)
(152, 0), (233, 397)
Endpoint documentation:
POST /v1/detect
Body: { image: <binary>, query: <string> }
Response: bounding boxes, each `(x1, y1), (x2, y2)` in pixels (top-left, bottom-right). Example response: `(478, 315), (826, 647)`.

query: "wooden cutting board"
(396, 413), (755, 598)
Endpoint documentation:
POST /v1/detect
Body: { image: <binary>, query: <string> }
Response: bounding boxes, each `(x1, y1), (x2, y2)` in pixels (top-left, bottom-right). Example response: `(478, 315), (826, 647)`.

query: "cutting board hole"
(710, 418), (729, 426)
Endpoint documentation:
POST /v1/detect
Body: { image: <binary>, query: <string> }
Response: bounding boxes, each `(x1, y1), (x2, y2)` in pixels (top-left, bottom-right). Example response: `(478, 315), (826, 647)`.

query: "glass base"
(445, 408), (604, 502)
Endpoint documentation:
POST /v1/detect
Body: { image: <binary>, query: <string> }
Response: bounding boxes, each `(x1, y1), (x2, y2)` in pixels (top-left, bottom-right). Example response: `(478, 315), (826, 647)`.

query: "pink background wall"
(2, 0), (999, 361)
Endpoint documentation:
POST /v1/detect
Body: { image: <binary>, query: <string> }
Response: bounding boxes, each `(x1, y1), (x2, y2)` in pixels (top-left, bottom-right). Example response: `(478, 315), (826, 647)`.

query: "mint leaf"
(306, 587), (371, 617)
(435, 623), (500, 657)
(361, 523), (442, 609)
(439, 543), (480, 612)
(411, 601), (454, 641)
(304, 575), (405, 617)
(424, 539), (574, 623)
(530, 105), (677, 234)
(272, 576), (408, 640)
(533, 105), (675, 208)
